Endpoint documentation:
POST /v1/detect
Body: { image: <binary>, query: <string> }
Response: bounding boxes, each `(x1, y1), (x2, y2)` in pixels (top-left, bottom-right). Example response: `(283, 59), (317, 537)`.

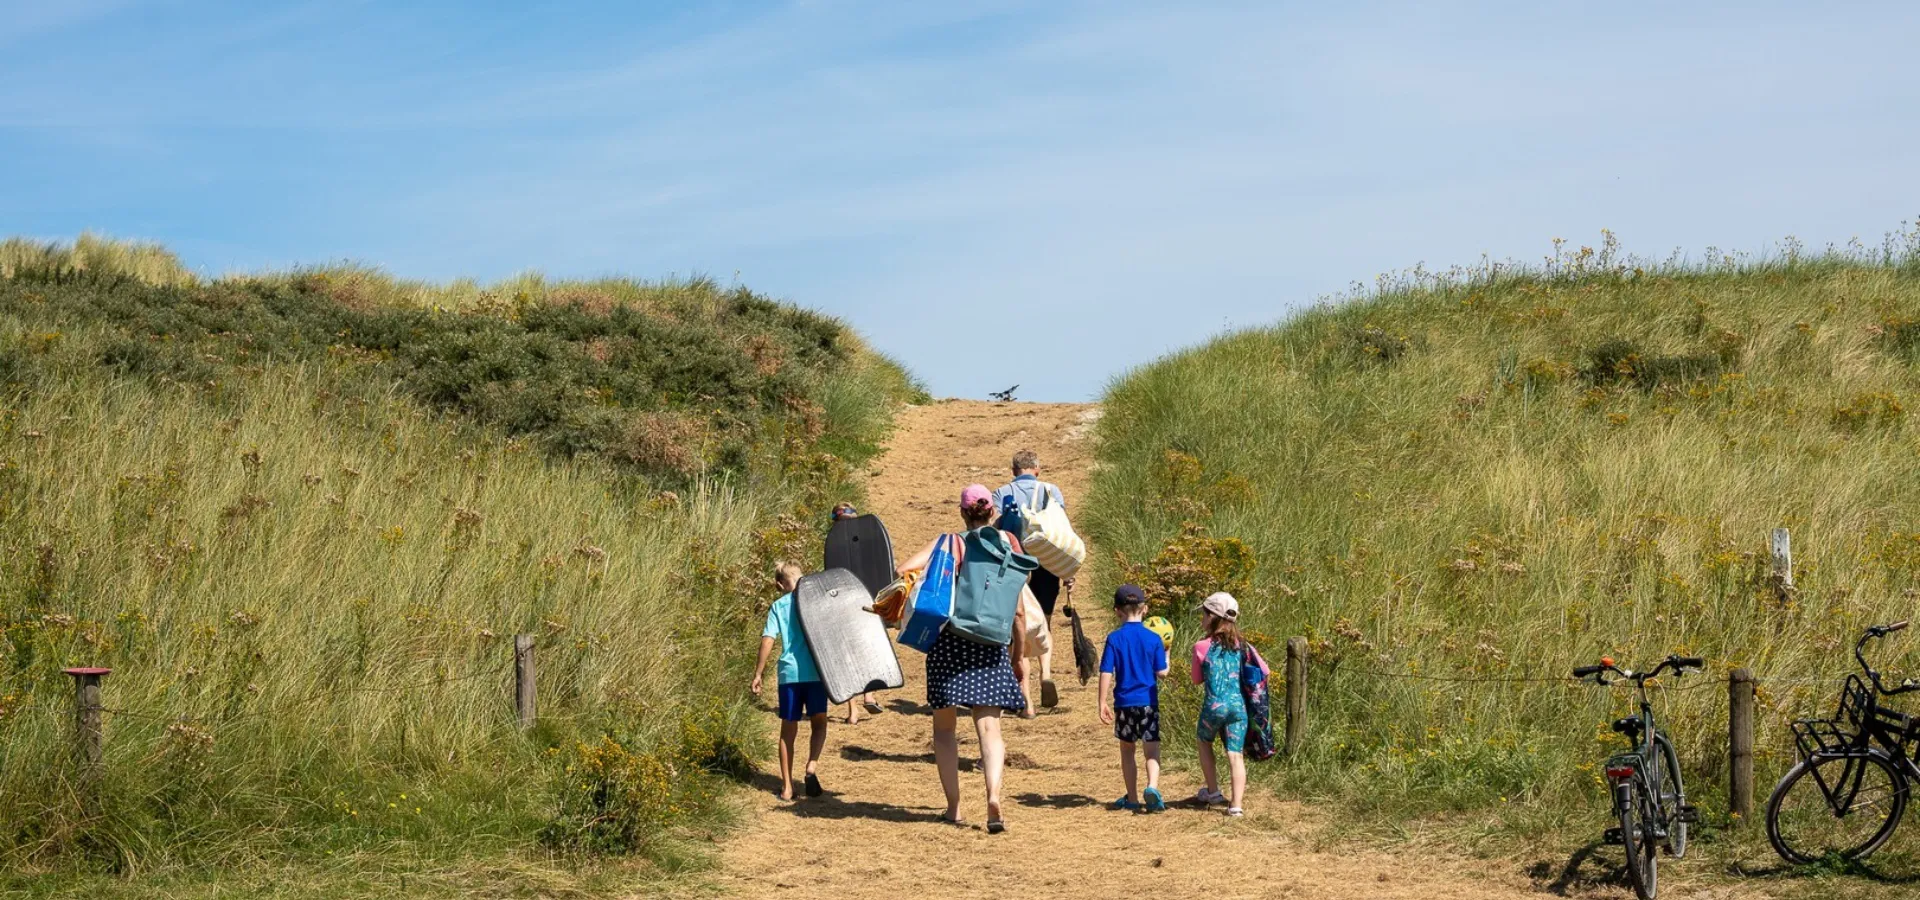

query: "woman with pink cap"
(896, 483), (1031, 833)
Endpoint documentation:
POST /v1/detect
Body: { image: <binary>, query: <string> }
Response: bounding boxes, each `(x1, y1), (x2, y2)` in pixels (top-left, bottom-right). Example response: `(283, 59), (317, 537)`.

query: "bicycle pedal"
(1677, 805), (1699, 824)
(1602, 827), (1624, 845)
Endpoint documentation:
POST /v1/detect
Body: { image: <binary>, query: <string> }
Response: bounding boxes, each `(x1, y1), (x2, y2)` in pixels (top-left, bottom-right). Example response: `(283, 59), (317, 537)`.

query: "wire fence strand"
(97, 657), (511, 725)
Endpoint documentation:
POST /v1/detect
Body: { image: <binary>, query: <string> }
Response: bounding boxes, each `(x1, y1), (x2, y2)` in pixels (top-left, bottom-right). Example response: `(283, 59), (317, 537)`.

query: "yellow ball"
(1143, 616), (1173, 650)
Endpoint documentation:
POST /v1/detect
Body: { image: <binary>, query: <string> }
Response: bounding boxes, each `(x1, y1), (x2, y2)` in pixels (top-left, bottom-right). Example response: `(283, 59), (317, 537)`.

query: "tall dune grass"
(0, 237), (918, 882)
(0, 234), (197, 288)
(1086, 228), (1920, 853)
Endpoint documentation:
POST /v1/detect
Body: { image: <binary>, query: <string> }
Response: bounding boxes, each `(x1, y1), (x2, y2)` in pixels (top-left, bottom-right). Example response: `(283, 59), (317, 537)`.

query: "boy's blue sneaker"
(1108, 796), (1142, 812)
(1143, 787), (1166, 813)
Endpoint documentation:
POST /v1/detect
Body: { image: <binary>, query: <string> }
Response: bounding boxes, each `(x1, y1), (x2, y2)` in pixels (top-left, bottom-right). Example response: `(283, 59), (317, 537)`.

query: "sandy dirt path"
(692, 400), (1639, 900)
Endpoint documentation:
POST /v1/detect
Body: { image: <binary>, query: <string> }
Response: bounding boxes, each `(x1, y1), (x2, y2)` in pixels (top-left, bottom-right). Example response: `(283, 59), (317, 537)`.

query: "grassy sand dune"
(0, 237), (919, 890)
(1085, 230), (1920, 860)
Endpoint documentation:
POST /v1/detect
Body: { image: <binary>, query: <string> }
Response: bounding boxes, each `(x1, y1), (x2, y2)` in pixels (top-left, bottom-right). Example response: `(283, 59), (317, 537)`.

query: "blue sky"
(4, 1), (1917, 400)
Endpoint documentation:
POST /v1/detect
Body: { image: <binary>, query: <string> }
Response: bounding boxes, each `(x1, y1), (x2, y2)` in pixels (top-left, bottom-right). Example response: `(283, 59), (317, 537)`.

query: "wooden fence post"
(1730, 668), (1755, 824)
(1285, 637), (1307, 757)
(1770, 528), (1793, 603)
(63, 667), (111, 801)
(514, 634), (536, 729)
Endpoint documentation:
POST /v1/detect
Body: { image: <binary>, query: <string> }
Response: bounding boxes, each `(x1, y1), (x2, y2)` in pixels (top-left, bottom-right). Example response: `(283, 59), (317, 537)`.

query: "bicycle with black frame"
(1766, 620), (1920, 865)
(1572, 654), (1704, 900)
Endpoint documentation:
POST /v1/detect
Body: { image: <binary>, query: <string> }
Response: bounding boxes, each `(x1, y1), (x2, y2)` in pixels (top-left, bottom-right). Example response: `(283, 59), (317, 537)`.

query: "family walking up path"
(695, 401), (1570, 900)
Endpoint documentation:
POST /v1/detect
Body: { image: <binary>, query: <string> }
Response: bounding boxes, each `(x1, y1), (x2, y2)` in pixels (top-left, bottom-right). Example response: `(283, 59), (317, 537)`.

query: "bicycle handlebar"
(1571, 655), (1703, 684)
(1855, 623), (1913, 695)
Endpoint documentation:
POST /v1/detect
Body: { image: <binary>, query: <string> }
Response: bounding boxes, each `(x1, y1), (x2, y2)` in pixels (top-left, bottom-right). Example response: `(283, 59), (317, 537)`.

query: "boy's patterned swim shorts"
(1114, 704), (1160, 743)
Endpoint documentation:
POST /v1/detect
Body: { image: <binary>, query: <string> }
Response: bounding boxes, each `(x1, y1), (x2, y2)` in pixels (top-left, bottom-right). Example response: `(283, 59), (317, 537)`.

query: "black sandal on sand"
(986, 819), (1006, 835)
(864, 701), (884, 715)
(1040, 679), (1058, 708)
(805, 773), (823, 798)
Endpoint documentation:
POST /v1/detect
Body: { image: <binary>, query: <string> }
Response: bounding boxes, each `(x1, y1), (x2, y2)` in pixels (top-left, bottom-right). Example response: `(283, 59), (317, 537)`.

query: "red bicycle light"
(1606, 765), (1636, 779)
(1600, 657), (1615, 667)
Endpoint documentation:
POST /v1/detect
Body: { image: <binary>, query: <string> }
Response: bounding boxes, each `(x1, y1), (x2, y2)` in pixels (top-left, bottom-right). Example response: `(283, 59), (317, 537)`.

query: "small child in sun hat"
(1191, 591), (1268, 816)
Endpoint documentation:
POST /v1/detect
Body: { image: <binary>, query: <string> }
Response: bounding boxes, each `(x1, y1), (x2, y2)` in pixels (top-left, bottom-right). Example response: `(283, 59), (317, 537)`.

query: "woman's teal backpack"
(950, 527), (1038, 646)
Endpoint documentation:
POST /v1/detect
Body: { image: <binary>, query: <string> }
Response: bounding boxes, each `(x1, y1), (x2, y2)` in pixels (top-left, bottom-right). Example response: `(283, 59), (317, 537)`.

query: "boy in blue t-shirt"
(750, 563), (828, 801)
(1098, 584), (1170, 812)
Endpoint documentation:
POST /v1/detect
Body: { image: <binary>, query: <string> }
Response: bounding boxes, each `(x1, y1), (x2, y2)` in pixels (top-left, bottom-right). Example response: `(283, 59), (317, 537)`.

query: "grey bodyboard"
(795, 568), (905, 704)
(824, 514), (894, 598)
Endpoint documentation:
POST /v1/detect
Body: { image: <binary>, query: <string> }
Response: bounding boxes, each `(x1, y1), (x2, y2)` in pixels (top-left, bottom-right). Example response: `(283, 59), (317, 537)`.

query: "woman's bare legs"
(932, 706), (962, 821)
(972, 706), (1006, 824)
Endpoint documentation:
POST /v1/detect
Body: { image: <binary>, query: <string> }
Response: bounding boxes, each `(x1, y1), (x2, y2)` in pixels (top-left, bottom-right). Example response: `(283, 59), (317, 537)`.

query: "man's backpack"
(996, 492), (1028, 536)
(949, 527), (1038, 646)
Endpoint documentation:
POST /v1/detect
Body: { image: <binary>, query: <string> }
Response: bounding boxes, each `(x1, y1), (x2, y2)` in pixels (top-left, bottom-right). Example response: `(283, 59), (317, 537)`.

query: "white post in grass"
(1770, 528), (1793, 604)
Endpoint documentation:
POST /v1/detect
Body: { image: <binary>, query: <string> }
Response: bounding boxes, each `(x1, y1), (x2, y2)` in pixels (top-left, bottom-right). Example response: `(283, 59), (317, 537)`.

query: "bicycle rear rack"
(1791, 675), (1920, 760)
(1790, 718), (1855, 760)
(1790, 676), (1874, 760)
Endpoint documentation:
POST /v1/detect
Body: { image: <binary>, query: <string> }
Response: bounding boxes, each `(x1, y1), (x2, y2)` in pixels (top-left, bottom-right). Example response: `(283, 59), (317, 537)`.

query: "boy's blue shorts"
(777, 681), (829, 721)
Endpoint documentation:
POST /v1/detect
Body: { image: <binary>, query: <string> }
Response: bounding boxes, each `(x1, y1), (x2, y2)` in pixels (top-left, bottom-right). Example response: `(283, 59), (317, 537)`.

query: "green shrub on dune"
(1087, 228), (1920, 846)
(0, 238), (918, 881)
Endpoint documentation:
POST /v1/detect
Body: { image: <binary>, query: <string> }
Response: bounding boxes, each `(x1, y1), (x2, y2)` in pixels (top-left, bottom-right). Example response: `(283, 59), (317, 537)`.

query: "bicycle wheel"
(1766, 750), (1909, 865)
(1653, 733), (1687, 858)
(1618, 780), (1658, 900)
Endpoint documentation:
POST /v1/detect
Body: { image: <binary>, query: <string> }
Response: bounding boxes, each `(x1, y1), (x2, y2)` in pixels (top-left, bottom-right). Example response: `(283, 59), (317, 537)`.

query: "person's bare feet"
(779, 782), (795, 802)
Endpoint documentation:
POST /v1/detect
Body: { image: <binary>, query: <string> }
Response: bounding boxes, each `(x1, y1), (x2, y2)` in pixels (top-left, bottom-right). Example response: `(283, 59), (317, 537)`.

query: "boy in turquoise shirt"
(751, 563), (828, 800)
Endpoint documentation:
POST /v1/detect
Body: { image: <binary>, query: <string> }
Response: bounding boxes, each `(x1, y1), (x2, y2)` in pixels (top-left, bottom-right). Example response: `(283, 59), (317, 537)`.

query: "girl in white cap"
(1190, 591), (1267, 816)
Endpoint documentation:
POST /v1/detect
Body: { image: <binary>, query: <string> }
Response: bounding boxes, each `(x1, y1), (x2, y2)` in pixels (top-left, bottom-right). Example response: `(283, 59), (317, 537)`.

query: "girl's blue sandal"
(1108, 796), (1142, 811)
(1143, 787), (1166, 813)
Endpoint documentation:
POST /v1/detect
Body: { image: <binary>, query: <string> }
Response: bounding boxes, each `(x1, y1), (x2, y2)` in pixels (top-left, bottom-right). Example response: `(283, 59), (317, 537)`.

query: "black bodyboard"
(824, 513), (894, 598)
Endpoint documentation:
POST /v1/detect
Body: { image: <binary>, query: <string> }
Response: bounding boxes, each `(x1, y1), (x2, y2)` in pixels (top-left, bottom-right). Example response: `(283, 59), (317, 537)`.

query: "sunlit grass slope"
(1086, 230), (1920, 847)
(0, 237), (919, 881)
